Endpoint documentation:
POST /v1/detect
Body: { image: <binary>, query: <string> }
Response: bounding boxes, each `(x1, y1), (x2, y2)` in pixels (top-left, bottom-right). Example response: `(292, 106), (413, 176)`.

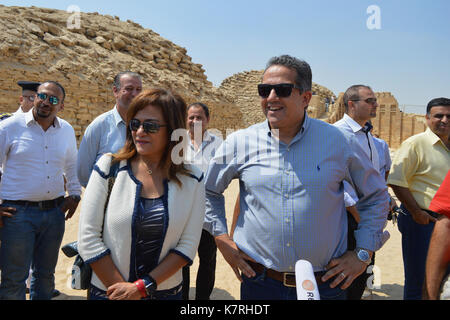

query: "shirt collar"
(24, 109), (61, 128)
(424, 127), (448, 148)
(188, 130), (214, 150)
(343, 114), (364, 133)
(264, 112), (309, 142)
(112, 105), (126, 127)
(14, 106), (25, 114)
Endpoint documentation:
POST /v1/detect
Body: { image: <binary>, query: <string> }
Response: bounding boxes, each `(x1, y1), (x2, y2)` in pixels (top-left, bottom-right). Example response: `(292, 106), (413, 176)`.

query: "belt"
(4, 197), (65, 210)
(246, 260), (325, 287)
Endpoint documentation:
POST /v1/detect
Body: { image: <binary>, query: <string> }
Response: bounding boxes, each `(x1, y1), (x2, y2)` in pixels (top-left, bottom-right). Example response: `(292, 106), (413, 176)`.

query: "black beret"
(17, 81), (41, 92)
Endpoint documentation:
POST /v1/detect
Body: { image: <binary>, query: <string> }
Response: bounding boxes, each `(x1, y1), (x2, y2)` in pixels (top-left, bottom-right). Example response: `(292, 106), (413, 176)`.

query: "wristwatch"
(142, 275), (157, 296)
(355, 248), (372, 265)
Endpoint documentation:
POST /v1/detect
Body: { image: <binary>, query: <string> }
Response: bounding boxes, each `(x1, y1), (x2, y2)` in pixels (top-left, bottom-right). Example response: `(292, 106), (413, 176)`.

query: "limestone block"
(59, 35), (75, 47)
(43, 33), (61, 47)
(113, 37), (126, 50)
(95, 36), (106, 44)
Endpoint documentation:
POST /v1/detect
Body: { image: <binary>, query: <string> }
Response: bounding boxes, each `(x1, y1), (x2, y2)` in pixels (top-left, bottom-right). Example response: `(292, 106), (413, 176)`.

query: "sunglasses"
(129, 119), (167, 134)
(22, 95), (35, 102)
(258, 83), (301, 98)
(37, 93), (60, 105)
(351, 98), (378, 105)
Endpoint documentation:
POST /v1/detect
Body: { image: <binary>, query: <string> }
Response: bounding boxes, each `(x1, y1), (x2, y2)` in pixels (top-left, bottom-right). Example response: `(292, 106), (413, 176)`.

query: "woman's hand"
(107, 282), (142, 300)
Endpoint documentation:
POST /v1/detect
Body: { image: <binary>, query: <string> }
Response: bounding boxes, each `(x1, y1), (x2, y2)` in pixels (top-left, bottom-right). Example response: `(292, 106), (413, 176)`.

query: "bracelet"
(134, 279), (147, 298)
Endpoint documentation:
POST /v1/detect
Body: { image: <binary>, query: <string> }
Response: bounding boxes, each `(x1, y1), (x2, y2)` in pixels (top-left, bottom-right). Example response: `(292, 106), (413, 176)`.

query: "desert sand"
(52, 180), (405, 300)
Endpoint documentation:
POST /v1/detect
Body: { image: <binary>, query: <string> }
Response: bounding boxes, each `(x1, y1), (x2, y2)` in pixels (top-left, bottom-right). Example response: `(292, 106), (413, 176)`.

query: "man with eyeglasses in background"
(77, 71), (142, 187)
(1, 81), (41, 179)
(334, 85), (390, 300)
(204, 55), (388, 300)
(0, 81), (81, 300)
(15, 81), (41, 114)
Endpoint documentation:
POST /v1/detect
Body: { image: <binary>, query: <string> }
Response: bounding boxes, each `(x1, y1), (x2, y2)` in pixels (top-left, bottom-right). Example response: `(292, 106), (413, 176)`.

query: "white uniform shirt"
(0, 110), (81, 201)
(185, 131), (223, 174)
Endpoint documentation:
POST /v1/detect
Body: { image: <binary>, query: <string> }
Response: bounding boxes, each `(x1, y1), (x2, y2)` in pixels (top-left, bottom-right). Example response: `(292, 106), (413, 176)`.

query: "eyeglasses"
(258, 83), (301, 98)
(351, 98), (378, 105)
(129, 119), (167, 134)
(36, 93), (60, 105)
(22, 95), (35, 102)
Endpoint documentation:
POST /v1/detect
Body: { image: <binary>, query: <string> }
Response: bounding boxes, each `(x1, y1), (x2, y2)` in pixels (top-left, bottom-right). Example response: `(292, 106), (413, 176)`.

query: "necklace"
(143, 162), (153, 175)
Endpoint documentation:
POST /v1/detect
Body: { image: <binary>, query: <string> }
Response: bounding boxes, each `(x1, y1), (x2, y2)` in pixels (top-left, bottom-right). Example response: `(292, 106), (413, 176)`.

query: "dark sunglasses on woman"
(129, 119), (167, 134)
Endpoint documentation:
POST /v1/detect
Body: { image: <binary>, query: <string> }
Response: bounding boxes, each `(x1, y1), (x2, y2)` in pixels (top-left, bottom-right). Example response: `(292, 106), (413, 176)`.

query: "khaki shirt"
(388, 128), (450, 209)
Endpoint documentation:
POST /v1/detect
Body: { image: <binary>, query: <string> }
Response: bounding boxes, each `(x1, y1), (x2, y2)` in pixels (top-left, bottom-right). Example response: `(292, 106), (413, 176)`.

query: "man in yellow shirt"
(388, 97), (450, 300)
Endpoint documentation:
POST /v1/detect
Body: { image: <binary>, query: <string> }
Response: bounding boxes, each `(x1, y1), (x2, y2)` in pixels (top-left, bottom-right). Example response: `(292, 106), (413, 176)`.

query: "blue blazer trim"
(170, 249), (193, 266)
(85, 249), (111, 265)
(93, 160), (122, 180)
(187, 172), (204, 183)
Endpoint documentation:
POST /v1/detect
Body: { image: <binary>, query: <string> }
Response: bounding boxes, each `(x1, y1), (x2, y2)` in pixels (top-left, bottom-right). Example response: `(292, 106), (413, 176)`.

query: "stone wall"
(0, 5), (244, 142)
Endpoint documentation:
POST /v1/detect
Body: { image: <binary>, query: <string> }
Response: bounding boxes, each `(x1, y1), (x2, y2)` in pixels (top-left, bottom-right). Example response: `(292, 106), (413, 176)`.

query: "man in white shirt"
(0, 81), (41, 182)
(77, 71), (142, 187)
(334, 84), (386, 300)
(182, 102), (222, 300)
(0, 81), (81, 300)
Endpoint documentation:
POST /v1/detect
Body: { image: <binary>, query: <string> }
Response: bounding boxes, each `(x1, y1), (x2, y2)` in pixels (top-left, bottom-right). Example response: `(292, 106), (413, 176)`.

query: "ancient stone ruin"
(0, 5), (426, 149)
(0, 5), (244, 141)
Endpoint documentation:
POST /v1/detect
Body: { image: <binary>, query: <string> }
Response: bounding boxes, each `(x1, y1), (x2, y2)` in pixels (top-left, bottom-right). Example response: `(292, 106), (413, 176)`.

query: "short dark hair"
(39, 81), (66, 103)
(343, 85), (372, 112)
(426, 97), (450, 115)
(265, 55), (312, 93)
(187, 102), (210, 119)
(113, 71), (142, 89)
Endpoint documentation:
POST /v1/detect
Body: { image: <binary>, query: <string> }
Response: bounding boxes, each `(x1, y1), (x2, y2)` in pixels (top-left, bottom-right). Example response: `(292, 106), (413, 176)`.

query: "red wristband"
(134, 279), (147, 298)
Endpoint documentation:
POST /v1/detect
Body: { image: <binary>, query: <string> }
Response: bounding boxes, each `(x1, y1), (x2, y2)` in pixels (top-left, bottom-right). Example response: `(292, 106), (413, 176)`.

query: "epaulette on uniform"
(0, 112), (12, 121)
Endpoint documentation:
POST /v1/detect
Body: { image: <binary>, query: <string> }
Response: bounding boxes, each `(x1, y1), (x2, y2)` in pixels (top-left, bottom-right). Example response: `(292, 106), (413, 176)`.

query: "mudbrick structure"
(0, 5), (425, 148)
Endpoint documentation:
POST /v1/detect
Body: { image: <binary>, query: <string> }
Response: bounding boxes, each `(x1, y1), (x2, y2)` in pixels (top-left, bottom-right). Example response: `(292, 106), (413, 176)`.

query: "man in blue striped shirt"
(77, 71), (142, 187)
(204, 55), (389, 300)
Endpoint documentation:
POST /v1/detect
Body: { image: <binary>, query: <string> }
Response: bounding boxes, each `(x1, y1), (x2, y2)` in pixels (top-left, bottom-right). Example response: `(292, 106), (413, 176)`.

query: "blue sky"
(2, 0), (449, 113)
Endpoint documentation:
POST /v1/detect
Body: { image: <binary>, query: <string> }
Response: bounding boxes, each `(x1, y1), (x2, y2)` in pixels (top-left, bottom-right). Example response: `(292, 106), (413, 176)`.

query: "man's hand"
(321, 251), (370, 289)
(215, 234), (256, 282)
(60, 196), (80, 220)
(0, 206), (16, 228)
(411, 209), (437, 225)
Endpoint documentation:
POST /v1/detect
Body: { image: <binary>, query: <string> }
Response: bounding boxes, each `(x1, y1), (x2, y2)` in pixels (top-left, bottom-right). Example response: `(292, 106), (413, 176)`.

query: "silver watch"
(355, 248), (371, 265)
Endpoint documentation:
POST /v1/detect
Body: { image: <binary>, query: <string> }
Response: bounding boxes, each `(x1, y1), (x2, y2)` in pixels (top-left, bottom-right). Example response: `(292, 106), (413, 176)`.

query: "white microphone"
(295, 260), (320, 300)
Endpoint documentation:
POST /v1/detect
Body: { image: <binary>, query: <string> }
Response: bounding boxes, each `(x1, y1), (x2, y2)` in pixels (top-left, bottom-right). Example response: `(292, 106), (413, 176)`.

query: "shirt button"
(287, 243), (291, 247)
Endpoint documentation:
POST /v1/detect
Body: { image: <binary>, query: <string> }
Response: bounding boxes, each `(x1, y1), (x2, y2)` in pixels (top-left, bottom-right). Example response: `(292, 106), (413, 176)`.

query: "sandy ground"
(52, 180), (405, 300)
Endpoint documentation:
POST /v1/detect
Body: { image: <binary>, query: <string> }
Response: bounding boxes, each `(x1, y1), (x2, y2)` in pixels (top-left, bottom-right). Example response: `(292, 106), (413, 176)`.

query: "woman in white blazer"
(78, 89), (205, 300)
